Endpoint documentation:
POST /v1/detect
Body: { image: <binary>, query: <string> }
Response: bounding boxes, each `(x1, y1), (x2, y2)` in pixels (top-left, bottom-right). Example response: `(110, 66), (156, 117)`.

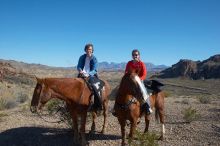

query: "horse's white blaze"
(161, 124), (165, 134)
(134, 75), (149, 101)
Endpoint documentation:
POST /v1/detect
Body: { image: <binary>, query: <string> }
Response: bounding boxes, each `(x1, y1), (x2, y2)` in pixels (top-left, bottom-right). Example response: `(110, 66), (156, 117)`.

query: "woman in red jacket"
(125, 49), (152, 114)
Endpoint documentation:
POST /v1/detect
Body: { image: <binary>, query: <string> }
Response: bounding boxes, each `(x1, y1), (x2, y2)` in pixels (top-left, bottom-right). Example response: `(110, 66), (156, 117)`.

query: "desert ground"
(0, 71), (219, 146)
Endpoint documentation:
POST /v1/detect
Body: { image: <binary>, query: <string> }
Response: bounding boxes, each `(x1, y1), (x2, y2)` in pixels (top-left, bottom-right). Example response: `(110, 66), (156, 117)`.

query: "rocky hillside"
(159, 54), (220, 79)
(0, 59), (76, 78)
(0, 61), (35, 85)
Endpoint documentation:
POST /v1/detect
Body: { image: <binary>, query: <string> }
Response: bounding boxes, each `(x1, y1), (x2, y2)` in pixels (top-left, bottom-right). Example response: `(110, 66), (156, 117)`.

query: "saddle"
(78, 74), (105, 110)
(144, 80), (164, 93)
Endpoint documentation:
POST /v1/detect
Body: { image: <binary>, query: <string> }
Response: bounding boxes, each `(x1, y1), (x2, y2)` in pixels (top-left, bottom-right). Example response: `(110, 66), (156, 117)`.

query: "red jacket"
(125, 60), (147, 80)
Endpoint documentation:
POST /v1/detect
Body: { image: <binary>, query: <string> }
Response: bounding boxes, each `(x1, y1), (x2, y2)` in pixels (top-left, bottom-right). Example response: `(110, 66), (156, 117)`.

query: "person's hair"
(84, 43), (94, 53)
(132, 49), (140, 55)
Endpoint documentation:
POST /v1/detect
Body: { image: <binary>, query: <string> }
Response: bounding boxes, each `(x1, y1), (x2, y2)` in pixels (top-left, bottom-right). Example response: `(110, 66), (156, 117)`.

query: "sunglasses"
(132, 54), (139, 57)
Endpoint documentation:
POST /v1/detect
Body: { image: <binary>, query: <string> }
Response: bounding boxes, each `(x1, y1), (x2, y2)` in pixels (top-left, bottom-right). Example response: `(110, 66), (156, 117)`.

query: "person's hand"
(79, 72), (86, 78)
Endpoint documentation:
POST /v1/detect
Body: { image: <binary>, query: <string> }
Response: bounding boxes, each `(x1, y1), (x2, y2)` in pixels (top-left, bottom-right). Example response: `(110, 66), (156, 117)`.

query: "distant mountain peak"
(97, 61), (168, 72)
(158, 54), (220, 79)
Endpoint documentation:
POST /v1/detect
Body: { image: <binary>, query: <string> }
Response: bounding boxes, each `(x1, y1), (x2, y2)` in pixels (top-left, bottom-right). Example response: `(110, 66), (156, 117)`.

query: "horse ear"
(136, 68), (141, 74)
(35, 76), (43, 83)
(128, 68), (135, 74)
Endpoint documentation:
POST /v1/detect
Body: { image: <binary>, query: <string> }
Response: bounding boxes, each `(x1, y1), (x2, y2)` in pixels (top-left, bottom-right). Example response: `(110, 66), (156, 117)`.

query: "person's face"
(132, 52), (140, 61)
(86, 46), (93, 57)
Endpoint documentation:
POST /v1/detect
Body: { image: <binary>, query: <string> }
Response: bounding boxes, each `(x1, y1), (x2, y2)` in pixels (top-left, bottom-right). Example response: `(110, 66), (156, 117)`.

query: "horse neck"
(44, 78), (84, 102)
(117, 80), (134, 103)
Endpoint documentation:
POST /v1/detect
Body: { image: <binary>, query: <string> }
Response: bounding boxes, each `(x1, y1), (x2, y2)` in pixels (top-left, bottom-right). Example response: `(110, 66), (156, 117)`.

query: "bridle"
(115, 74), (141, 110)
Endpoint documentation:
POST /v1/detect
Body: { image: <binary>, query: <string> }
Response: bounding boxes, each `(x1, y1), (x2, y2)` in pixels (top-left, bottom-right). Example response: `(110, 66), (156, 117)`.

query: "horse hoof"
(81, 141), (89, 146)
(89, 130), (95, 134)
(101, 129), (105, 134)
(158, 135), (164, 141)
(73, 140), (79, 145)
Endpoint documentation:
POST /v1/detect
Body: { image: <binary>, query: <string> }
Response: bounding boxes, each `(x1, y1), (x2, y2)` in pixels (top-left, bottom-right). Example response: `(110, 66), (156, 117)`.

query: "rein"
(35, 102), (69, 124)
(116, 97), (137, 110)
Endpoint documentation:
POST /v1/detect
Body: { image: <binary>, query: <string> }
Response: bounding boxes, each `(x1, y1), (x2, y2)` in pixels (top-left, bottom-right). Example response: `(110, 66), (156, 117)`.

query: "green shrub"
(128, 130), (159, 146)
(46, 99), (63, 114)
(163, 91), (171, 98)
(46, 99), (73, 128)
(0, 112), (8, 117)
(0, 98), (18, 110)
(198, 96), (211, 104)
(181, 99), (189, 104)
(0, 112), (8, 122)
(5, 100), (18, 109)
(0, 98), (7, 110)
(16, 93), (29, 103)
(182, 107), (200, 123)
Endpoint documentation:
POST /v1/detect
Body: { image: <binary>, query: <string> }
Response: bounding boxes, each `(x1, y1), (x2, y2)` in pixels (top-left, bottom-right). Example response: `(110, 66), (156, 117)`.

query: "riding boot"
(87, 95), (94, 112)
(145, 102), (153, 115)
(141, 102), (153, 115)
(94, 92), (103, 110)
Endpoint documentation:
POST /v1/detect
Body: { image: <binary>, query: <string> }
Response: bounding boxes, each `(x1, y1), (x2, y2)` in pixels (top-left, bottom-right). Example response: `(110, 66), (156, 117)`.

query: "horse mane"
(117, 72), (141, 98)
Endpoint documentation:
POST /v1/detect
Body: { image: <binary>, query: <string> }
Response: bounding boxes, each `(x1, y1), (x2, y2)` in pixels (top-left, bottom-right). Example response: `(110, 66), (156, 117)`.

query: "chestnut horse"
(30, 77), (110, 146)
(114, 71), (165, 146)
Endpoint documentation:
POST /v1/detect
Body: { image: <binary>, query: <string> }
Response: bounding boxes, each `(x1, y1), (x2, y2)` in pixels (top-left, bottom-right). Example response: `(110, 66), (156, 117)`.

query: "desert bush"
(46, 99), (63, 114)
(5, 99), (18, 109)
(0, 98), (7, 110)
(128, 130), (159, 146)
(198, 96), (211, 104)
(46, 99), (73, 128)
(0, 112), (8, 122)
(163, 91), (171, 98)
(182, 107), (200, 123)
(16, 92), (29, 103)
(4, 74), (35, 86)
(181, 99), (189, 104)
(0, 112), (8, 117)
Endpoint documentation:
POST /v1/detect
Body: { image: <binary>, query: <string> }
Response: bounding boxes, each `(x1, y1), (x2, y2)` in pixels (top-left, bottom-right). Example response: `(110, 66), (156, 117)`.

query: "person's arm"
(89, 56), (98, 76)
(77, 55), (83, 72)
(140, 62), (147, 80)
(125, 61), (131, 74)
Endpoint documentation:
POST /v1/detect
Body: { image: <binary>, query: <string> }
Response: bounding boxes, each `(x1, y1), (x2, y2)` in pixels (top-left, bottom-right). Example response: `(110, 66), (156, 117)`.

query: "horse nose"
(30, 106), (37, 113)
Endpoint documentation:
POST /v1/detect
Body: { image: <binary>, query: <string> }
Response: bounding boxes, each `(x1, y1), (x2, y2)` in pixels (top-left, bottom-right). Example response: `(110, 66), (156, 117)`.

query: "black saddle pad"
(89, 77), (105, 92)
(144, 80), (164, 91)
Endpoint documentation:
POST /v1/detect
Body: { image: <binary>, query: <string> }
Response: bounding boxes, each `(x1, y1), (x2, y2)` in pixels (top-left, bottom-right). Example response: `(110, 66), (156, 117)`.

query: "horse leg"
(71, 111), (79, 145)
(144, 114), (150, 133)
(90, 111), (97, 134)
(101, 100), (108, 134)
(119, 118), (126, 146)
(80, 112), (88, 146)
(128, 119), (137, 139)
(158, 109), (165, 140)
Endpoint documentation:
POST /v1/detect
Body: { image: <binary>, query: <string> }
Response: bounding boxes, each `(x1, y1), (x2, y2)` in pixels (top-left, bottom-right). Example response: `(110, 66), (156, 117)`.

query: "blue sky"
(0, 0), (219, 67)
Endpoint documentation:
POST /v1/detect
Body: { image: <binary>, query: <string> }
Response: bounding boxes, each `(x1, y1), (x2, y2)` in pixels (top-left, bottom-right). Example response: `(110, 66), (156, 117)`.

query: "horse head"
(30, 77), (52, 113)
(119, 71), (142, 98)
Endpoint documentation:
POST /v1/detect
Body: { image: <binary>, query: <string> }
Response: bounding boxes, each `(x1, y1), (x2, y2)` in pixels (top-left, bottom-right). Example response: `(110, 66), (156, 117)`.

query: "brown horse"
(114, 71), (165, 146)
(30, 77), (110, 146)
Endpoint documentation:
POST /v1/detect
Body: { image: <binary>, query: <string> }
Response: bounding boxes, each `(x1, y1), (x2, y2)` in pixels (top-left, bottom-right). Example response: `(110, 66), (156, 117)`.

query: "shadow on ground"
(0, 127), (121, 146)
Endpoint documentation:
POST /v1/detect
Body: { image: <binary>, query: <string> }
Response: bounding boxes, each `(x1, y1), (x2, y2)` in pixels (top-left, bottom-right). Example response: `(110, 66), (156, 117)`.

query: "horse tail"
(155, 107), (160, 123)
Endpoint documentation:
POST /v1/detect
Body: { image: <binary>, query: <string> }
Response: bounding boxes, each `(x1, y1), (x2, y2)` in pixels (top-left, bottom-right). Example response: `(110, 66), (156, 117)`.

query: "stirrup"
(112, 111), (117, 117)
(146, 108), (153, 115)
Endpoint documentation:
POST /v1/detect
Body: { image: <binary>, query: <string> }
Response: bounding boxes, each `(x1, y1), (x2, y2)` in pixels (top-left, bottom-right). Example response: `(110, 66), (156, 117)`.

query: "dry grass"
(198, 96), (212, 104)
(182, 106), (201, 123)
